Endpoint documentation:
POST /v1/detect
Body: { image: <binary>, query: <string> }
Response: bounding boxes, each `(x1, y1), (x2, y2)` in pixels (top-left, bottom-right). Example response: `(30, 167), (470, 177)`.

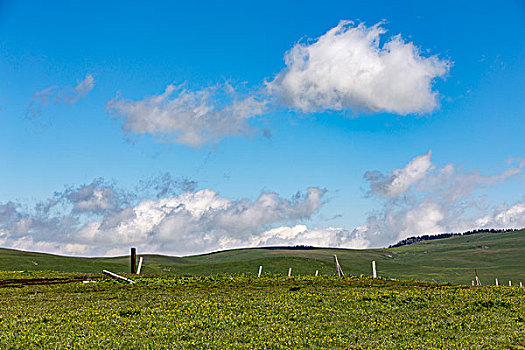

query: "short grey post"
(136, 257), (143, 275)
(372, 261), (377, 279)
(258, 265), (263, 278)
(130, 248), (136, 274)
(288, 267), (292, 277)
(495, 278), (498, 286)
(315, 270), (319, 276)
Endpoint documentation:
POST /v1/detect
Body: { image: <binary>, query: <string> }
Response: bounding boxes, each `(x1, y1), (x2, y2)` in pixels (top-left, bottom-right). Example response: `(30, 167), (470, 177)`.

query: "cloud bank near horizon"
(0, 177), (328, 256)
(1, 154), (523, 256)
(108, 20), (449, 147)
(355, 152), (524, 247)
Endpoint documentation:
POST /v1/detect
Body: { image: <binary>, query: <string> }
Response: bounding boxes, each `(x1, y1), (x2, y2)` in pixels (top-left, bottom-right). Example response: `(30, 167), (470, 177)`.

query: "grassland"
(1, 229), (524, 285)
(1, 272), (524, 349)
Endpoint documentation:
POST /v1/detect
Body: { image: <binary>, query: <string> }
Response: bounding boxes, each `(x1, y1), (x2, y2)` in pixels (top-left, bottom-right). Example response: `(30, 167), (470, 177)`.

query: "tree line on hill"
(389, 228), (521, 248)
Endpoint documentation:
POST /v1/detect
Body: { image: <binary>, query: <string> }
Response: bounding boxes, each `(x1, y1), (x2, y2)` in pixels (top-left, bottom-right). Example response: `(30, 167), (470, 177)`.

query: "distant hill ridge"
(389, 228), (521, 248)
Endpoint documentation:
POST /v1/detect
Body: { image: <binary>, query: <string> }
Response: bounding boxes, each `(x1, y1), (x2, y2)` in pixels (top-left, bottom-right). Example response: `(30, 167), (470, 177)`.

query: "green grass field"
(0, 273), (524, 349)
(2, 229), (524, 285)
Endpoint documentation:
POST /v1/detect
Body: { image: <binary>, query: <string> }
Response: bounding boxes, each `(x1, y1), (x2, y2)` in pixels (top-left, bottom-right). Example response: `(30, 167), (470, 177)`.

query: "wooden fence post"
(372, 261), (377, 279)
(130, 248), (136, 274)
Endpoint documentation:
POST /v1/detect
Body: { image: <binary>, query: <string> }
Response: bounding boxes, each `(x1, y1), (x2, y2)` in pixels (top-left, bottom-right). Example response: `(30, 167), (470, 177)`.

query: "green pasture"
(1, 229), (524, 285)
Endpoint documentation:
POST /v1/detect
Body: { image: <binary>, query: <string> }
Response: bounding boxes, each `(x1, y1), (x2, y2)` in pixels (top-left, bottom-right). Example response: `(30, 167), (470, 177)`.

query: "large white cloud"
(267, 21), (450, 114)
(107, 84), (267, 147)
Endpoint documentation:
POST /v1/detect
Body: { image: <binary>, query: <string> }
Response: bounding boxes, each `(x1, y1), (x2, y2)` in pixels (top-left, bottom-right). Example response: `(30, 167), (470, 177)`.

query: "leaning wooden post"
(130, 248), (136, 274)
(288, 267), (292, 277)
(333, 255), (344, 277)
(258, 266), (263, 277)
(136, 257), (143, 275)
(372, 261), (377, 279)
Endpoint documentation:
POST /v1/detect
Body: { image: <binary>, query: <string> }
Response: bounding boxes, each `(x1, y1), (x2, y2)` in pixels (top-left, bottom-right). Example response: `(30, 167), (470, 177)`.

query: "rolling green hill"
(1, 228), (524, 285)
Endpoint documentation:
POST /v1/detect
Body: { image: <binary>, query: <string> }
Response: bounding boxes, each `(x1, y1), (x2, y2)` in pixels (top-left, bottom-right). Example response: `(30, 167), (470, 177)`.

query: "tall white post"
(495, 278), (498, 286)
(509, 280), (512, 286)
(520, 282), (523, 288)
(136, 257), (143, 275)
(288, 267), (292, 277)
(258, 265), (263, 278)
(372, 261), (377, 279)
(315, 270), (319, 277)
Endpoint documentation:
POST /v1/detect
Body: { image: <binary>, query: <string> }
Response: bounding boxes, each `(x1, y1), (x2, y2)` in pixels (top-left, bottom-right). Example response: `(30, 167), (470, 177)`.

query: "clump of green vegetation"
(0, 272), (524, 349)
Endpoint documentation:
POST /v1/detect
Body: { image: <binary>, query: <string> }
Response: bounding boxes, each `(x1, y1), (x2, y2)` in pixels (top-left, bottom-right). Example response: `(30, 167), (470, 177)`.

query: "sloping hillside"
(1, 229), (524, 285)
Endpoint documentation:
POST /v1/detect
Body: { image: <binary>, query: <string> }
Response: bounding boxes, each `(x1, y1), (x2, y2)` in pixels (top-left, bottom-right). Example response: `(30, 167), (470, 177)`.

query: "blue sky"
(0, 0), (524, 256)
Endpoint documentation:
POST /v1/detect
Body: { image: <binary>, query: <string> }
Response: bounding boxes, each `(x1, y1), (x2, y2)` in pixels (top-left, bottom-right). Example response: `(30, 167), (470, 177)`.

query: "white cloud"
(358, 152), (524, 246)
(267, 21), (450, 114)
(107, 84), (267, 147)
(26, 74), (95, 118)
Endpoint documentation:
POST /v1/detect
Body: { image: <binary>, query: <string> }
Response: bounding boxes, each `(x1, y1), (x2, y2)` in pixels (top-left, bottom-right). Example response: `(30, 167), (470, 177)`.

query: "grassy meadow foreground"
(1, 273), (524, 349)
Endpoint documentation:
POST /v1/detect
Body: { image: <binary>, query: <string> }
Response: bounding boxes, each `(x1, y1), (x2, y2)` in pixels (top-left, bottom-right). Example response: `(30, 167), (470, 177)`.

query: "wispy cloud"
(364, 151), (433, 197)
(108, 20), (449, 147)
(107, 83), (267, 147)
(26, 74), (95, 118)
